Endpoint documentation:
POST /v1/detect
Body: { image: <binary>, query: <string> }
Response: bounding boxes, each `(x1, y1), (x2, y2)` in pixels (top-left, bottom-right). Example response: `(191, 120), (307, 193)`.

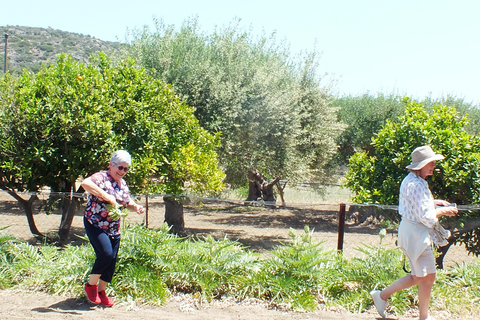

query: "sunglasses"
(114, 163), (129, 172)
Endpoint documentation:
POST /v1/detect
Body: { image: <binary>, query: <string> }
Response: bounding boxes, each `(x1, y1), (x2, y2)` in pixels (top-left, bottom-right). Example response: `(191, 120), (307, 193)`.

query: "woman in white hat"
(370, 145), (458, 320)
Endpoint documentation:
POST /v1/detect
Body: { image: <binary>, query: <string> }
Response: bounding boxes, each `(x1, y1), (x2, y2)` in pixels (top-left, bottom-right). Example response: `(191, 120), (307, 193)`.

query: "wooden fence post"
(145, 194), (149, 228)
(337, 203), (346, 252)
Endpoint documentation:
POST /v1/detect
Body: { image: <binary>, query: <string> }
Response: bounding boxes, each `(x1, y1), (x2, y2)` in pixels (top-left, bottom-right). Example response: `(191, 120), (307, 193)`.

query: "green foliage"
(0, 228), (18, 289)
(259, 226), (332, 311)
(106, 204), (129, 221)
(342, 236), (410, 314)
(126, 17), (343, 188)
(333, 93), (405, 164)
(422, 94), (480, 135)
(0, 56), (117, 192)
(117, 223), (260, 302)
(344, 98), (480, 255)
(0, 52), (225, 197)
(333, 93), (480, 166)
(435, 261), (480, 315)
(0, 224), (479, 316)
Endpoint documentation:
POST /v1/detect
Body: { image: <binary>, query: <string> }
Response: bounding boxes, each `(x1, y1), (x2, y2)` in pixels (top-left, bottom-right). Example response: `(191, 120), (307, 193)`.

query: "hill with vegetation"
(0, 25), (124, 75)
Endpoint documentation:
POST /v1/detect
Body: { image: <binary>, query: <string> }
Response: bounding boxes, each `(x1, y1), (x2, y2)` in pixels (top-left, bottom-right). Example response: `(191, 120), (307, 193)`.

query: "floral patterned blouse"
(83, 170), (131, 236)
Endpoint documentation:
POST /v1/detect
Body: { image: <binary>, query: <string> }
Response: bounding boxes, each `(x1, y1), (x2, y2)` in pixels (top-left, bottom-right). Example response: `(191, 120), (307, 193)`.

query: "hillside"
(0, 25), (125, 75)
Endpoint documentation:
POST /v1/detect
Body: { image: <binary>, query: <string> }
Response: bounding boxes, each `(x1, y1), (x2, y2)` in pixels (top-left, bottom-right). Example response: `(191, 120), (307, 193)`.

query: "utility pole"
(4, 34), (8, 74)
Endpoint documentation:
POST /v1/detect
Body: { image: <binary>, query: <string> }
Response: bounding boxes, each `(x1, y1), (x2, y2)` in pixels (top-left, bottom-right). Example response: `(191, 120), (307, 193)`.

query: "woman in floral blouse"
(370, 145), (458, 320)
(82, 150), (145, 307)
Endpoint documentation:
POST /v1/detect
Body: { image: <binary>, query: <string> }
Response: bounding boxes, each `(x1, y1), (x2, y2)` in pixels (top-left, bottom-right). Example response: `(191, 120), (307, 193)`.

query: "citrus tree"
(0, 53), (224, 240)
(344, 98), (480, 266)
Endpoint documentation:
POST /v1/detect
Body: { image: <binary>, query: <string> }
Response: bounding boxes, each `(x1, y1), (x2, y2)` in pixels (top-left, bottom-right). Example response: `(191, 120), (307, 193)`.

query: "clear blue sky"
(2, 0), (479, 104)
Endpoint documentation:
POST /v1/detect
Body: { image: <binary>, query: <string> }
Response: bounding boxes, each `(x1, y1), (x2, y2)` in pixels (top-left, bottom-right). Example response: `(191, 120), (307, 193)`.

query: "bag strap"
(402, 255), (410, 273)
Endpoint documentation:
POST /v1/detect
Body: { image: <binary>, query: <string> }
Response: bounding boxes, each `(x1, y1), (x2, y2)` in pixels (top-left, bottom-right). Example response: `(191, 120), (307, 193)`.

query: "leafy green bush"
(336, 234), (410, 314)
(38, 44), (54, 52)
(422, 94), (480, 135)
(17, 40), (30, 47)
(256, 226), (332, 311)
(0, 52), (226, 239)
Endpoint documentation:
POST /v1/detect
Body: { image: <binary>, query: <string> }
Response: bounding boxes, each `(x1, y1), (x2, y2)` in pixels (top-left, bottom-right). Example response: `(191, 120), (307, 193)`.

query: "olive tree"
(332, 93), (405, 164)
(344, 98), (480, 267)
(125, 17), (343, 200)
(0, 53), (224, 240)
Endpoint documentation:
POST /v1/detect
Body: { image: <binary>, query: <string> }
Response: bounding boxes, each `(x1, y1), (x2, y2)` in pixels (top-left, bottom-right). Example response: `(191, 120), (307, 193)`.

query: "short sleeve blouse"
(83, 170), (131, 236)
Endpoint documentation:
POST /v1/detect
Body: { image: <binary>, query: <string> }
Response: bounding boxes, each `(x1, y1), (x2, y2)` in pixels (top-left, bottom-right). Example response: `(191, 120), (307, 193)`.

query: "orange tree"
(0, 53), (224, 241)
(344, 98), (480, 267)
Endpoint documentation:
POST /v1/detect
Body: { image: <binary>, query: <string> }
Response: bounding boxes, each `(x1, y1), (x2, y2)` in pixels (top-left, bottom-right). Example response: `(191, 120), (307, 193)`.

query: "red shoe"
(84, 283), (101, 304)
(98, 290), (114, 307)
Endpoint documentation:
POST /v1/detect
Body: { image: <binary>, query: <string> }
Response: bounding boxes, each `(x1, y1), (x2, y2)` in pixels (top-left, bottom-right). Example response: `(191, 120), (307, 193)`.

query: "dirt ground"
(0, 191), (477, 320)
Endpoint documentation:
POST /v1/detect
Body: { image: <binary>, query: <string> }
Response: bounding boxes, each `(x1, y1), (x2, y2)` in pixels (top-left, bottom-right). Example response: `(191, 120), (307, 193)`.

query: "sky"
(2, 0), (479, 104)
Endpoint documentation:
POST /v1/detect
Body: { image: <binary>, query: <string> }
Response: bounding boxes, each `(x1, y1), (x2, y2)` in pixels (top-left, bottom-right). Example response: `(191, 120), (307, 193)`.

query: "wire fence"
(0, 189), (478, 269)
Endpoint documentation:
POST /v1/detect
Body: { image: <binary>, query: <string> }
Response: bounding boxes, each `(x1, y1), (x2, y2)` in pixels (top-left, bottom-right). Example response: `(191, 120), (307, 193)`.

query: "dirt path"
(0, 288), (410, 320)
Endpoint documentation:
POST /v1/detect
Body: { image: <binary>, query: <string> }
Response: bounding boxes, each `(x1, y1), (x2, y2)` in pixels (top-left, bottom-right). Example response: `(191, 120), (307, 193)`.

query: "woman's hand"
(434, 199), (450, 207)
(103, 193), (117, 206)
(443, 206), (458, 217)
(434, 199), (458, 217)
(132, 203), (145, 214)
(436, 204), (458, 217)
(81, 177), (117, 206)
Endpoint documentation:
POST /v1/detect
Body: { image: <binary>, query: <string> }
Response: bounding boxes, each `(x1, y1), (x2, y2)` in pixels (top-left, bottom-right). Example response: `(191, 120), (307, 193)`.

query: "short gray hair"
(110, 150), (131, 165)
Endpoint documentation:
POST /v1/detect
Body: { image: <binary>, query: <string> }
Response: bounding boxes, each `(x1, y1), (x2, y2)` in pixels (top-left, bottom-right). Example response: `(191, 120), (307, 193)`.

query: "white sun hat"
(406, 145), (444, 170)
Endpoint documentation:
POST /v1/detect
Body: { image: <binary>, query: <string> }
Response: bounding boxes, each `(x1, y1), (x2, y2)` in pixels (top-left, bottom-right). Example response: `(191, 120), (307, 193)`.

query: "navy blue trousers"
(84, 217), (120, 283)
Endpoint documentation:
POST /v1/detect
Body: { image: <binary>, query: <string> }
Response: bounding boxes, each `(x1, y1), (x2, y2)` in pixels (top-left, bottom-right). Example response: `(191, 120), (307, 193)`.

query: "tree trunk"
(246, 169), (279, 205)
(58, 197), (78, 242)
(246, 179), (262, 201)
(435, 237), (456, 269)
(6, 190), (43, 238)
(58, 182), (81, 242)
(163, 196), (187, 236)
(276, 181), (287, 207)
(262, 177), (280, 202)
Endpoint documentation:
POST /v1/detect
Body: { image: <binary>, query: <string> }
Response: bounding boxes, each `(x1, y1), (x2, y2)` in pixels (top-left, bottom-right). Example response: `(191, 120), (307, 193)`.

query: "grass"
(0, 223), (479, 318)
(216, 183), (353, 205)
(282, 184), (352, 205)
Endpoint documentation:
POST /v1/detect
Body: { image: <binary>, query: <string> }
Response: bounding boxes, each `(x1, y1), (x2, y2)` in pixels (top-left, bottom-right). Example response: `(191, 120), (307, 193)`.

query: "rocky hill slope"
(0, 25), (124, 75)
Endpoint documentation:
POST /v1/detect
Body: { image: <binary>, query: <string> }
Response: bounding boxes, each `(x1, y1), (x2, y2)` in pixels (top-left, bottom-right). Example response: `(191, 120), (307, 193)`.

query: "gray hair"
(408, 169), (421, 177)
(110, 150), (132, 165)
